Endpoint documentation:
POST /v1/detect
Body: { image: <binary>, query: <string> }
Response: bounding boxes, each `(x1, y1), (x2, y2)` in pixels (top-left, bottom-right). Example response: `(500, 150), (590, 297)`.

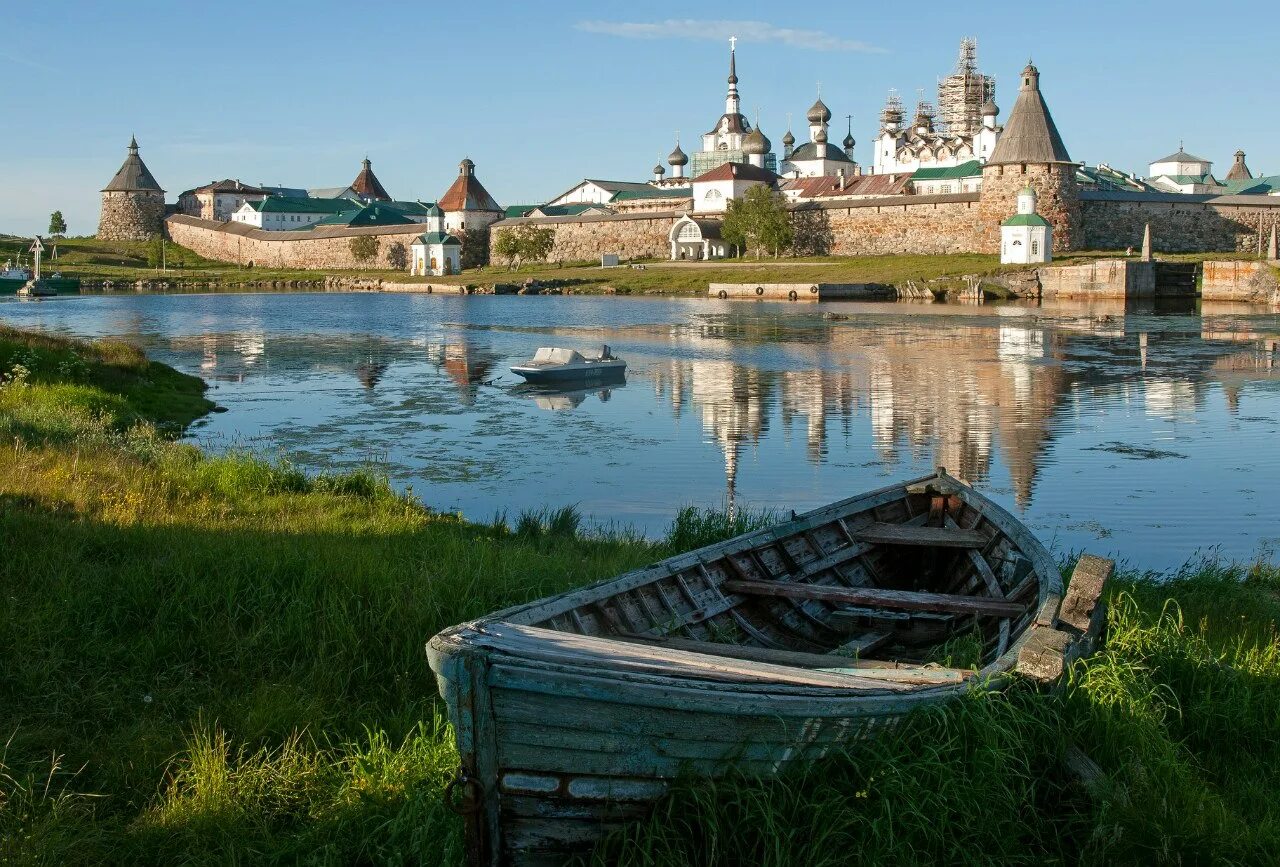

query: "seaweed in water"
(1084, 441), (1188, 460)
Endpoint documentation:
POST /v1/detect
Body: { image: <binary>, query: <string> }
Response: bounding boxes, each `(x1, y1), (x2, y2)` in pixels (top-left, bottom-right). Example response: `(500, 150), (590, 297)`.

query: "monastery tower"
(978, 62), (1081, 251)
(98, 137), (166, 241)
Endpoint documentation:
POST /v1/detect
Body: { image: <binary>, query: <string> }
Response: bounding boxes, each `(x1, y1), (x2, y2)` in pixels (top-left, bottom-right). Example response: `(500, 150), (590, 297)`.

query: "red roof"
(439, 159), (502, 213)
(350, 158), (391, 201)
(781, 173), (910, 199)
(691, 161), (778, 184)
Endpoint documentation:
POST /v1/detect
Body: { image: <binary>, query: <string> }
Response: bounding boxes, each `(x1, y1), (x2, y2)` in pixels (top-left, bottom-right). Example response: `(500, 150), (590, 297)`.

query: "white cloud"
(574, 19), (886, 53)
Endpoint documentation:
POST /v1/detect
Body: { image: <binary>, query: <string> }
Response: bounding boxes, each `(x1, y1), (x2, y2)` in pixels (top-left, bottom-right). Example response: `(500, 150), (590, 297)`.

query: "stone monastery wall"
(166, 215), (431, 270)
(1081, 192), (1280, 253)
(490, 195), (987, 263)
(794, 194), (984, 256)
(492, 212), (684, 261)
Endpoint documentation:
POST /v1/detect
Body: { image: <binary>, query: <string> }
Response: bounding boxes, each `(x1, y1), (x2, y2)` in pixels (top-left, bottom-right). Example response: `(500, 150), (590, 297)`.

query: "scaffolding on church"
(936, 37), (994, 138)
(690, 150), (778, 178)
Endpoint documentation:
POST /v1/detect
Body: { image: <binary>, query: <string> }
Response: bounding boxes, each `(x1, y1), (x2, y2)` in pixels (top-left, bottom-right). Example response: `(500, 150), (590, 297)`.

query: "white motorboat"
(510, 346), (626, 384)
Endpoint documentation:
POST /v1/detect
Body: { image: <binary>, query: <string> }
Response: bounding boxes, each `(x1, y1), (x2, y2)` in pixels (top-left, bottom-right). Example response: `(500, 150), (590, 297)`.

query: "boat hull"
(509, 361), (626, 384)
(428, 471), (1101, 866)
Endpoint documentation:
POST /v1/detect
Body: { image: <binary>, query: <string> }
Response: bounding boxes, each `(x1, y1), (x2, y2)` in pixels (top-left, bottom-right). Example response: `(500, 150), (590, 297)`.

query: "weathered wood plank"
(722, 579), (1027, 618)
(614, 634), (971, 683)
(852, 522), (987, 548)
(478, 622), (916, 691)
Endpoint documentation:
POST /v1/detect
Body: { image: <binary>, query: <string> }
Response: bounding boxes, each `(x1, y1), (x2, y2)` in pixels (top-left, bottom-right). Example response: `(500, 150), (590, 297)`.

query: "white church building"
(1000, 187), (1052, 264)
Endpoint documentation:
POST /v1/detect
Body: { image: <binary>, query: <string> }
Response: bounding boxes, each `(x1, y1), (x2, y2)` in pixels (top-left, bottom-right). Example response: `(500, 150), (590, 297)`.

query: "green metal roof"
(1002, 213), (1050, 227)
(1220, 175), (1280, 195)
(252, 196), (353, 214)
(1157, 173), (1218, 186)
(533, 203), (611, 217)
(412, 232), (461, 246)
(611, 186), (692, 201)
(385, 200), (441, 217)
(310, 203), (416, 228)
(910, 160), (982, 181)
(504, 205), (537, 218)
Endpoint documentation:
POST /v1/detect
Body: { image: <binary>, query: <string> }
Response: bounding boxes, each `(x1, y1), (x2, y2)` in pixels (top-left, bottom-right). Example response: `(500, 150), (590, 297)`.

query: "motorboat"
(509, 346), (626, 384)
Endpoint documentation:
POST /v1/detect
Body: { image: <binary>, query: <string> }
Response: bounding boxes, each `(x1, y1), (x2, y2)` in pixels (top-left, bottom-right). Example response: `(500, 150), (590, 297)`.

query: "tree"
(145, 233), (165, 269)
(492, 225), (555, 271)
(721, 184), (793, 258)
(519, 226), (555, 264)
(48, 211), (67, 237)
(386, 241), (407, 270)
(349, 235), (379, 264)
(493, 228), (521, 269)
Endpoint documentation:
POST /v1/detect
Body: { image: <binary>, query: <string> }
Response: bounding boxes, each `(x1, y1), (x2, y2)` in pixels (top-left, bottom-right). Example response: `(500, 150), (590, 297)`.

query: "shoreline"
(1, 326), (1279, 864)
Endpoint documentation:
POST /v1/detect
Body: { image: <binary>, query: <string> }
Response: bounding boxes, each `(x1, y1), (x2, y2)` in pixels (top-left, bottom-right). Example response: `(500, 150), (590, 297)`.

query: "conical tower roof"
(986, 63), (1072, 165)
(439, 158), (502, 213)
(1225, 150), (1252, 181)
(350, 157), (391, 201)
(102, 136), (164, 193)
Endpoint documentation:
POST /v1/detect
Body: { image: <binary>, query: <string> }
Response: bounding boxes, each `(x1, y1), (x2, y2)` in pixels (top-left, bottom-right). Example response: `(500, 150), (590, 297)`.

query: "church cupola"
(725, 38), (740, 116)
(1017, 185), (1036, 214)
(781, 127), (795, 159)
(982, 99), (999, 130)
(653, 161), (666, 182)
(807, 92), (831, 145)
(668, 137), (688, 178)
(842, 116), (855, 159)
(743, 125), (770, 167)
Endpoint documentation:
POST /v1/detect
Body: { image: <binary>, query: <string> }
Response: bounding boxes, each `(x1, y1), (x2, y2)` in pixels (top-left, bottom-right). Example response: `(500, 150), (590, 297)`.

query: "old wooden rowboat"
(427, 469), (1111, 865)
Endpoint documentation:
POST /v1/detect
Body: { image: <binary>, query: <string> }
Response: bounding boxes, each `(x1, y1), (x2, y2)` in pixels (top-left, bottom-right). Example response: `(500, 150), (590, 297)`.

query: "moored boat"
(428, 469), (1111, 865)
(509, 346), (625, 384)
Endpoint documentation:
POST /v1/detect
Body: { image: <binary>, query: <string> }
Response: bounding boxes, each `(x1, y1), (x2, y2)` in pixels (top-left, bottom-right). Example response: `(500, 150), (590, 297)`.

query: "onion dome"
(667, 143), (688, 167)
(842, 132), (855, 149)
(782, 129), (795, 147)
(743, 126), (770, 155)
(881, 105), (902, 125)
(653, 162), (665, 176)
(807, 97), (832, 124)
(981, 99), (999, 116)
(814, 127), (828, 144)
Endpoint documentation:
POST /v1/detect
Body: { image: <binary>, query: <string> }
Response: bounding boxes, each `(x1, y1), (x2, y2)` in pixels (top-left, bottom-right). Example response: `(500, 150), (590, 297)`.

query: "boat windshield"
(532, 348), (585, 364)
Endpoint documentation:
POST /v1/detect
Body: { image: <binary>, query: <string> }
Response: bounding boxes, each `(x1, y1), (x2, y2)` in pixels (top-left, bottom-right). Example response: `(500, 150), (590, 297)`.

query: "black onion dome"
(667, 143), (688, 166)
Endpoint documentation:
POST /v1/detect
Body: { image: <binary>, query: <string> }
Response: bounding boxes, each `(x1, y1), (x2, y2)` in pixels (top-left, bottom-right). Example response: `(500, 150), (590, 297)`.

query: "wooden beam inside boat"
(722, 579), (1027, 618)
(851, 522), (987, 548)
(616, 634), (971, 684)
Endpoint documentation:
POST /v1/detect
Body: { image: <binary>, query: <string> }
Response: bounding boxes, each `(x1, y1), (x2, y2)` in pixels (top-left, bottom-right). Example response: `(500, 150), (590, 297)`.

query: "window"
(1031, 240), (1039, 255)
(677, 222), (701, 240)
(704, 189), (722, 200)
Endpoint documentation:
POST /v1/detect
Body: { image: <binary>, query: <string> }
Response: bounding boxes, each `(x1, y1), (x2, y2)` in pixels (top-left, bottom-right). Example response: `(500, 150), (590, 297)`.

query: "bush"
(349, 235), (379, 264)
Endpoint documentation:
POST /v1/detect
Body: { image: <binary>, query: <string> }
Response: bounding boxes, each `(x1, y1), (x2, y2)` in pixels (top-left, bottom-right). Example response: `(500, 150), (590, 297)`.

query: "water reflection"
(2, 293), (1278, 566)
(516, 377), (626, 412)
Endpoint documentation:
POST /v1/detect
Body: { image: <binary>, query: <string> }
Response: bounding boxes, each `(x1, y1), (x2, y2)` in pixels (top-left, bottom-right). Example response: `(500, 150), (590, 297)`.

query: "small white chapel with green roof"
(1000, 186), (1052, 264)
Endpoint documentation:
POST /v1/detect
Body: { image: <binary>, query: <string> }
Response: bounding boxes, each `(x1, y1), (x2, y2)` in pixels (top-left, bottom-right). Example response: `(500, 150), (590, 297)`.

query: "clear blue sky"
(1, 0), (1273, 237)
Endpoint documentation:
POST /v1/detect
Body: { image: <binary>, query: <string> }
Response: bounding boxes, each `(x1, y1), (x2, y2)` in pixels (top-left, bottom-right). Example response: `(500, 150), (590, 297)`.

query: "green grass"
(438, 252), (1006, 296)
(2, 327), (1279, 865)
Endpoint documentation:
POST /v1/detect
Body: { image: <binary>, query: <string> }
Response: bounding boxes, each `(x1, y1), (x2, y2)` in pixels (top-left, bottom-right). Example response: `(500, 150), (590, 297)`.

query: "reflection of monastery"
(649, 311), (1279, 514)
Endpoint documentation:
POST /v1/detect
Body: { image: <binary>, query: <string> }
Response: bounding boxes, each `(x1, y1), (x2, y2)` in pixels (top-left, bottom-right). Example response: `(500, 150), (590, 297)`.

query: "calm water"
(3, 291), (1279, 570)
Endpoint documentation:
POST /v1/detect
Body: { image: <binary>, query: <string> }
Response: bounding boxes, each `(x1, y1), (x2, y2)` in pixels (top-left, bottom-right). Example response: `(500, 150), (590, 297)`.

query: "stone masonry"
(492, 212), (683, 262)
(979, 163), (1081, 251)
(1081, 194), (1280, 253)
(167, 215), (435, 270)
(98, 191), (166, 241)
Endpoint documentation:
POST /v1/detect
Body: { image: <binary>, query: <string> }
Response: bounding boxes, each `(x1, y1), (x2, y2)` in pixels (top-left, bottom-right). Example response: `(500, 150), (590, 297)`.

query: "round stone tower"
(98, 137), (166, 240)
(978, 63), (1081, 251)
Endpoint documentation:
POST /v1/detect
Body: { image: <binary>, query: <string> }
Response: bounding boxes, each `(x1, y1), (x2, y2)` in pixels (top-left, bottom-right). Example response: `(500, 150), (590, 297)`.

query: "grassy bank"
(0, 236), (405, 286)
(2, 328), (1278, 865)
